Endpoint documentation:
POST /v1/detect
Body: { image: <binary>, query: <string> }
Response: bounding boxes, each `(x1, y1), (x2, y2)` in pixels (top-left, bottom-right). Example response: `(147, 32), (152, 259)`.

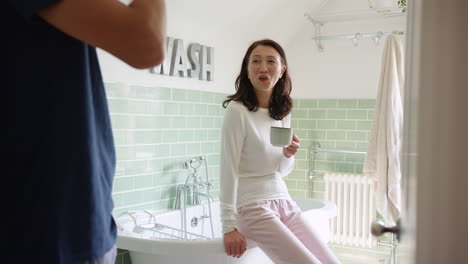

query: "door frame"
(408, 0), (468, 263)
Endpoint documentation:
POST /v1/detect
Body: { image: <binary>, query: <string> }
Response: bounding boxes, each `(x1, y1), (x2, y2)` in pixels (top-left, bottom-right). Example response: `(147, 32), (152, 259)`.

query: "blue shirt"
(7, 1), (116, 263)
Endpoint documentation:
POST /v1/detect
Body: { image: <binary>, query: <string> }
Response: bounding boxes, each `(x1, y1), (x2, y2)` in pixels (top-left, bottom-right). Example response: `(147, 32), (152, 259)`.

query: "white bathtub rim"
(117, 232), (262, 256)
(116, 198), (337, 256)
(294, 198), (337, 219)
(117, 236), (270, 257)
(117, 235), (229, 256)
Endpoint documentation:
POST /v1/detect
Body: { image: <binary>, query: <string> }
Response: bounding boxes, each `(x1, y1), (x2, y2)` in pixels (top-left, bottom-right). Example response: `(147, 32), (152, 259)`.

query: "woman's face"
(247, 45), (286, 93)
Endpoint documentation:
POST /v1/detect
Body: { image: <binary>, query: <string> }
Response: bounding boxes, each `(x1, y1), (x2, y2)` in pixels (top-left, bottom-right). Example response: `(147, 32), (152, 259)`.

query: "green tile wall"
(105, 82), (227, 218)
(284, 98), (390, 263)
(107, 82), (376, 215)
(106, 81), (229, 264)
(106, 82), (379, 263)
(284, 98), (376, 200)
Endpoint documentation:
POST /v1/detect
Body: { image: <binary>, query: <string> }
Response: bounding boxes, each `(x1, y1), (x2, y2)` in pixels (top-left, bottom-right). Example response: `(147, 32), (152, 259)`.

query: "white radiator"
(324, 173), (377, 248)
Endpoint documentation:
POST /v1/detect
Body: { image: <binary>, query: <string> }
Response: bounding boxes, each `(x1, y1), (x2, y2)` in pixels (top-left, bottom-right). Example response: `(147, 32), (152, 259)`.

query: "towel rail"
(312, 147), (367, 154)
(308, 142), (368, 198)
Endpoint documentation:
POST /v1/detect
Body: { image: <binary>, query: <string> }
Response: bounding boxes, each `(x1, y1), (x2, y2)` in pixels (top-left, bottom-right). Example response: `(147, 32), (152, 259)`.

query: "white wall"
(98, 0), (326, 95)
(98, 36), (239, 94)
(98, 0), (406, 99)
(97, 24), (245, 94)
(285, 17), (406, 99)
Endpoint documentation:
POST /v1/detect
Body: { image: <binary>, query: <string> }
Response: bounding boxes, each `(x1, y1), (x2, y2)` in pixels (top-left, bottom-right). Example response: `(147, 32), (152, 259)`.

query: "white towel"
(364, 34), (404, 226)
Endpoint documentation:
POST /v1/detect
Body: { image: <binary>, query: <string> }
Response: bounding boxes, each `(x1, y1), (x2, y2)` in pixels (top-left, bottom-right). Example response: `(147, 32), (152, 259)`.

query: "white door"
(395, 0), (421, 262)
(411, 0), (468, 263)
(370, 0), (420, 262)
(394, 0), (420, 262)
(373, 1), (468, 264)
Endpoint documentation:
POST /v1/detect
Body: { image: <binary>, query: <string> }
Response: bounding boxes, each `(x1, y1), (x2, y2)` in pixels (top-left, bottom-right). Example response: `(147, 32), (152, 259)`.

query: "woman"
(220, 39), (340, 264)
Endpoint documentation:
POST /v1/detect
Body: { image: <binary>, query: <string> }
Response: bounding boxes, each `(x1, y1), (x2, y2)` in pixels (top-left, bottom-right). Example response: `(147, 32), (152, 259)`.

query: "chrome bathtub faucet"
(173, 156), (215, 239)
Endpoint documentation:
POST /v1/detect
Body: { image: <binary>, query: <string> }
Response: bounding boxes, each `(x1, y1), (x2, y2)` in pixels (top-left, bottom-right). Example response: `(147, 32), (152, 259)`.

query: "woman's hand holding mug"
(283, 134), (300, 158)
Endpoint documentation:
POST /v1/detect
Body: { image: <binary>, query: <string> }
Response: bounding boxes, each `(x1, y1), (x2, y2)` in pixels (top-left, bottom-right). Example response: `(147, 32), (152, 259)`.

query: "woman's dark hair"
(222, 39), (293, 120)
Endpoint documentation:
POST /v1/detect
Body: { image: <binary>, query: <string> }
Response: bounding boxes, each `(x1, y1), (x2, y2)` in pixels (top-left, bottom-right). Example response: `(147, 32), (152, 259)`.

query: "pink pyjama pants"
(237, 200), (341, 264)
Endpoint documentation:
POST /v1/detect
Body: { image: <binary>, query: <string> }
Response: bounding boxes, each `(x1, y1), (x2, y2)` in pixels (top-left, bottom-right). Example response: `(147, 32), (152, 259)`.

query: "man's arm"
(38, 0), (166, 69)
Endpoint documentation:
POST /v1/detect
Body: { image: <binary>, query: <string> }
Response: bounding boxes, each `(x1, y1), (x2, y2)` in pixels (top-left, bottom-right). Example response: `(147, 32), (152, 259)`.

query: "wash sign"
(150, 37), (214, 81)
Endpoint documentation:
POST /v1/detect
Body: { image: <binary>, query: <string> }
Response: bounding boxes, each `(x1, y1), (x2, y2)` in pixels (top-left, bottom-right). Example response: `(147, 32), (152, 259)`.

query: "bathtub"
(116, 198), (336, 264)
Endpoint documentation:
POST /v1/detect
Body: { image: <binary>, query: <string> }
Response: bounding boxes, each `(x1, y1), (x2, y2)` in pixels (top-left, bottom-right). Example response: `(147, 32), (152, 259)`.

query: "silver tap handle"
(371, 219), (401, 242)
(198, 181), (212, 188)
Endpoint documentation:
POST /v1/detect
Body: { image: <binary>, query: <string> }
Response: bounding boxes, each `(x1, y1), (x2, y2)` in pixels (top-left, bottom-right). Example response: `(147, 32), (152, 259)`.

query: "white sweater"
(220, 101), (295, 234)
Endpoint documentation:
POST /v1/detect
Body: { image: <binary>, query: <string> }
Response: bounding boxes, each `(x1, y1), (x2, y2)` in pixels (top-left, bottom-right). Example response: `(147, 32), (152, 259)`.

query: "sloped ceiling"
(166, 0), (329, 44)
(164, 0), (398, 45)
